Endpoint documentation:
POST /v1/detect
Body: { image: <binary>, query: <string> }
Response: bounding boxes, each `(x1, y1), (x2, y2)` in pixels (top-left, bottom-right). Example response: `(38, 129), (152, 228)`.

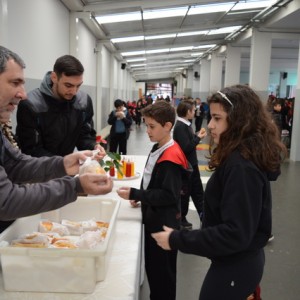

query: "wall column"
(289, 40), (300, 162)
(95, 43), (103, 132)
(224, 44), (241, 86)
(0, 0), (8, 46)
(69, 12), (80, 56)
(209, 52), (223, 92)
(199, 59), (210, 101)
(249, 28), (272, 102)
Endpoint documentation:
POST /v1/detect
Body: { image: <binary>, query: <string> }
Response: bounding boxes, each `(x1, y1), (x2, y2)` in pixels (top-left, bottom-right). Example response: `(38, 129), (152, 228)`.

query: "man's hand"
(79, 173), (113, 195)
(94, 144), (106, 160)
(63, 151), (94, 176)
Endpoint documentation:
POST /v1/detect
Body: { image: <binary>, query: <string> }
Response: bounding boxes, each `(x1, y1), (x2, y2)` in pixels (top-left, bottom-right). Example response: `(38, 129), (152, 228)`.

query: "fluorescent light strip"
(121, 44), (215, 57)
(208, 26), (242, 35)
(131, 63), (147, 67)
(145, 33), (176, 40)
(126, 58), (147, 62)
(111, 36), (144, 43)
(143, 6), (188, 20)
(178, 30), (208, 37)
(232, 0), (276, 10)
(97, 1), (274, 25)
(111, 26), (240, 44)
(188, 3), (234, 15)
(96, 12), (141, 24)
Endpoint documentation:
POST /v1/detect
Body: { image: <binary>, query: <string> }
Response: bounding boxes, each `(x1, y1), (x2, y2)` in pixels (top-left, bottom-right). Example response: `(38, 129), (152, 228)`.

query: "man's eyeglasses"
(217, 91), (234, 108)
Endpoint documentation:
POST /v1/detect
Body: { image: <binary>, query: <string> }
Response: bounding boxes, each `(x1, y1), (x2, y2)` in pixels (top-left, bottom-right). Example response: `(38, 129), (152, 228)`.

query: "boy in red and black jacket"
(117, 101), (191, 300)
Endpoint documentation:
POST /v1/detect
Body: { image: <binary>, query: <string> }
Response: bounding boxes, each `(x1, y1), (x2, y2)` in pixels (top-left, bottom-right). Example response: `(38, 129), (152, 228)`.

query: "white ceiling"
(61, 0), (300, 82)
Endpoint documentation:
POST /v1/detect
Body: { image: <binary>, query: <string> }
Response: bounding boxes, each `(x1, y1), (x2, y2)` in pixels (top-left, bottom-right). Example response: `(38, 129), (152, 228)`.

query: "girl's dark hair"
(176, 99), (194, 117)
(207, 84), (287, 172)
(53, 55), (84, 78)
(142, 101), (175, 127)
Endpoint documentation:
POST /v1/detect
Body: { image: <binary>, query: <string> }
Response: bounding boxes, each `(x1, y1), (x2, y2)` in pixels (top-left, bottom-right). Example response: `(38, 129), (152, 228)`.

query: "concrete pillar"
(279, 71), (288, 98)
(69, 12), (80, 56)
(209, 52), (223, 92)
(95, 43), (103, 132)
(0, 0), (8, 46)
(224, 44), (241, 87)
(199, 59), (210, 101)
(192, 64), (200, 98)
(249, 28), (272, 103)
(289, 40), (300, 162)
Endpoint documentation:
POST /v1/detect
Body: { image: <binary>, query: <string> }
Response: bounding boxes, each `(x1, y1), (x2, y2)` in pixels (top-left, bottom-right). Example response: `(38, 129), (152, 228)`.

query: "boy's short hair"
(114, 99), (124, 108)
(142, 101), (175, 127)
(177, 99), (194, 118)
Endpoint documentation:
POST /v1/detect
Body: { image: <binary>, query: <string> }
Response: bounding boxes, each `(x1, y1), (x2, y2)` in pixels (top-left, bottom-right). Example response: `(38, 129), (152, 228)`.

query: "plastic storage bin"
(0, 196), (120, 293)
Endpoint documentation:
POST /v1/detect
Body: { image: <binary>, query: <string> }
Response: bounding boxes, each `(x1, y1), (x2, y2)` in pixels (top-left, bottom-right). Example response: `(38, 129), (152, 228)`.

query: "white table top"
(0, 155), (148, 300)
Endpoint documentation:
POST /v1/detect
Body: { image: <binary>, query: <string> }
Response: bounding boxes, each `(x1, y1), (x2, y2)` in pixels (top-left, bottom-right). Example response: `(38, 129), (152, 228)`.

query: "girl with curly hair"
(152, 84), (287, 300)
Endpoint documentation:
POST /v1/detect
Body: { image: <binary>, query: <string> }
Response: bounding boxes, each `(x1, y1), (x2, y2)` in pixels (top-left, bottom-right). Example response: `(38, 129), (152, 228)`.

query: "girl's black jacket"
(169, 150), (279, 262)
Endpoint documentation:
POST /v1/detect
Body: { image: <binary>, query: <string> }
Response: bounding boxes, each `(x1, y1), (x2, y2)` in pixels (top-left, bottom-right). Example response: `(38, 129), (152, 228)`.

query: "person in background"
(194, 97), (205, 132)
(173, 99), (207, 229)
(117, 101), (190, 300)
(0, 46), (113, 232)
(270, 98), (282, 139)
(16, 55), (105, 158)
(135, 99), (143, 127)
(107, 99), (132, 154)
(152, 85), (287, 300)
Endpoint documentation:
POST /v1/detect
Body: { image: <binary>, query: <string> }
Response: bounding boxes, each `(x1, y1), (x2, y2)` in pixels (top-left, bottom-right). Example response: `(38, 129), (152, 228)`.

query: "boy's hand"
(198, 127), (207, 139)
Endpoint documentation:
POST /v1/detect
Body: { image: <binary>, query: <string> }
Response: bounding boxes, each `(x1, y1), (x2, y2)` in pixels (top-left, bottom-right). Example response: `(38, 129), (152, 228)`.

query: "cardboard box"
(0, 196), (120, 293)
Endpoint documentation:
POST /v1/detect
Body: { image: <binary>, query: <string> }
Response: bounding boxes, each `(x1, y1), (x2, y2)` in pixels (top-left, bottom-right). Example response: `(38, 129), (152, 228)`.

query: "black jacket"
(170, 150), (278, 262)
(129, 142), (190, 233)
(16, 88), (96, 157)
(173, 119), (200, 166)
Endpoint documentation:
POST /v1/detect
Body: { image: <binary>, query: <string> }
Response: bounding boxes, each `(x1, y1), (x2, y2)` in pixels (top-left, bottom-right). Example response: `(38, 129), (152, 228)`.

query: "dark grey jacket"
(0, 132), (80, 221)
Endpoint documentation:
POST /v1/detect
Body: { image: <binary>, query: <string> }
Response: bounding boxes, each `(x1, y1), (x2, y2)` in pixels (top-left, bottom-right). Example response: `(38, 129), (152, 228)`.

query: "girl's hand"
(151, 226), (174, 250)
(130, 200), (140, 208)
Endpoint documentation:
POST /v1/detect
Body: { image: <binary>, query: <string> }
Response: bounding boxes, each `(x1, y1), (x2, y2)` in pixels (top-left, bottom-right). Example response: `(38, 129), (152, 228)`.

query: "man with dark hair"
(16, 55), (105, 157)
(0, 46), (112, 232)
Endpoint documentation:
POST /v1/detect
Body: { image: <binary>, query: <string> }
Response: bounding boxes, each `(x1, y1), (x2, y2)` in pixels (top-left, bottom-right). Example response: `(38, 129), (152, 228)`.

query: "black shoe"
(181, 218), (193, 229)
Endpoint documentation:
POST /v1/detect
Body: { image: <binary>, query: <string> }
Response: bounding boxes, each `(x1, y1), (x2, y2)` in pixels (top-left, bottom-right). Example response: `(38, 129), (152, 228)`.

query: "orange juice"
(117, 166), (123, 179)
(131, 160), (135, 176)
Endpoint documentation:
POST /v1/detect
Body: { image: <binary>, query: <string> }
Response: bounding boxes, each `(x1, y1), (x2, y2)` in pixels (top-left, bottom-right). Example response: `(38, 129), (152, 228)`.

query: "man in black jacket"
(16, 55), (105, 158)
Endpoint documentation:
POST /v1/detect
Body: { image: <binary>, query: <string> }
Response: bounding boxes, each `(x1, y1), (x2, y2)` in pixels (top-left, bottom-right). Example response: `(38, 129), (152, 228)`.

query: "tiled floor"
(126, 120), (300, 300)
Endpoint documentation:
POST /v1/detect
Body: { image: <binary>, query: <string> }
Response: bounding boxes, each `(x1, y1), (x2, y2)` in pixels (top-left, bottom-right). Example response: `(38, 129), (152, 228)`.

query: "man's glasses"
(217, 91), (234, 108)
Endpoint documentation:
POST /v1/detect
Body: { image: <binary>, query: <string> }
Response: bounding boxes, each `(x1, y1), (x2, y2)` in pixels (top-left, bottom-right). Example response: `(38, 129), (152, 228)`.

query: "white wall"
(4, 0), (137, 133)
(7, 0), (69, 80)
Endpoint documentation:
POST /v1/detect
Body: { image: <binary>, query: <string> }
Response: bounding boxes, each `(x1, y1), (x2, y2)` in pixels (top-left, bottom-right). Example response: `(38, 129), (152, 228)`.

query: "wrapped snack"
(39, 221), (70, 236)
(76, 231), (105, 249)
(80, 219), (98, 233)
(96, 221), (109, 229)
(79, 159), (106, 175)
(11, 232), (50, 248)
(52, 238), (78, 249)
(61, 219), (83, 236)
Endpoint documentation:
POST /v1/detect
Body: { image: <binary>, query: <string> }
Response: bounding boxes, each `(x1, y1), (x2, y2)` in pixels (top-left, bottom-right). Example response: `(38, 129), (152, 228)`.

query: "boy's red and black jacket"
(157, 142), (189, 169)
(129, 141), (192, 233)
